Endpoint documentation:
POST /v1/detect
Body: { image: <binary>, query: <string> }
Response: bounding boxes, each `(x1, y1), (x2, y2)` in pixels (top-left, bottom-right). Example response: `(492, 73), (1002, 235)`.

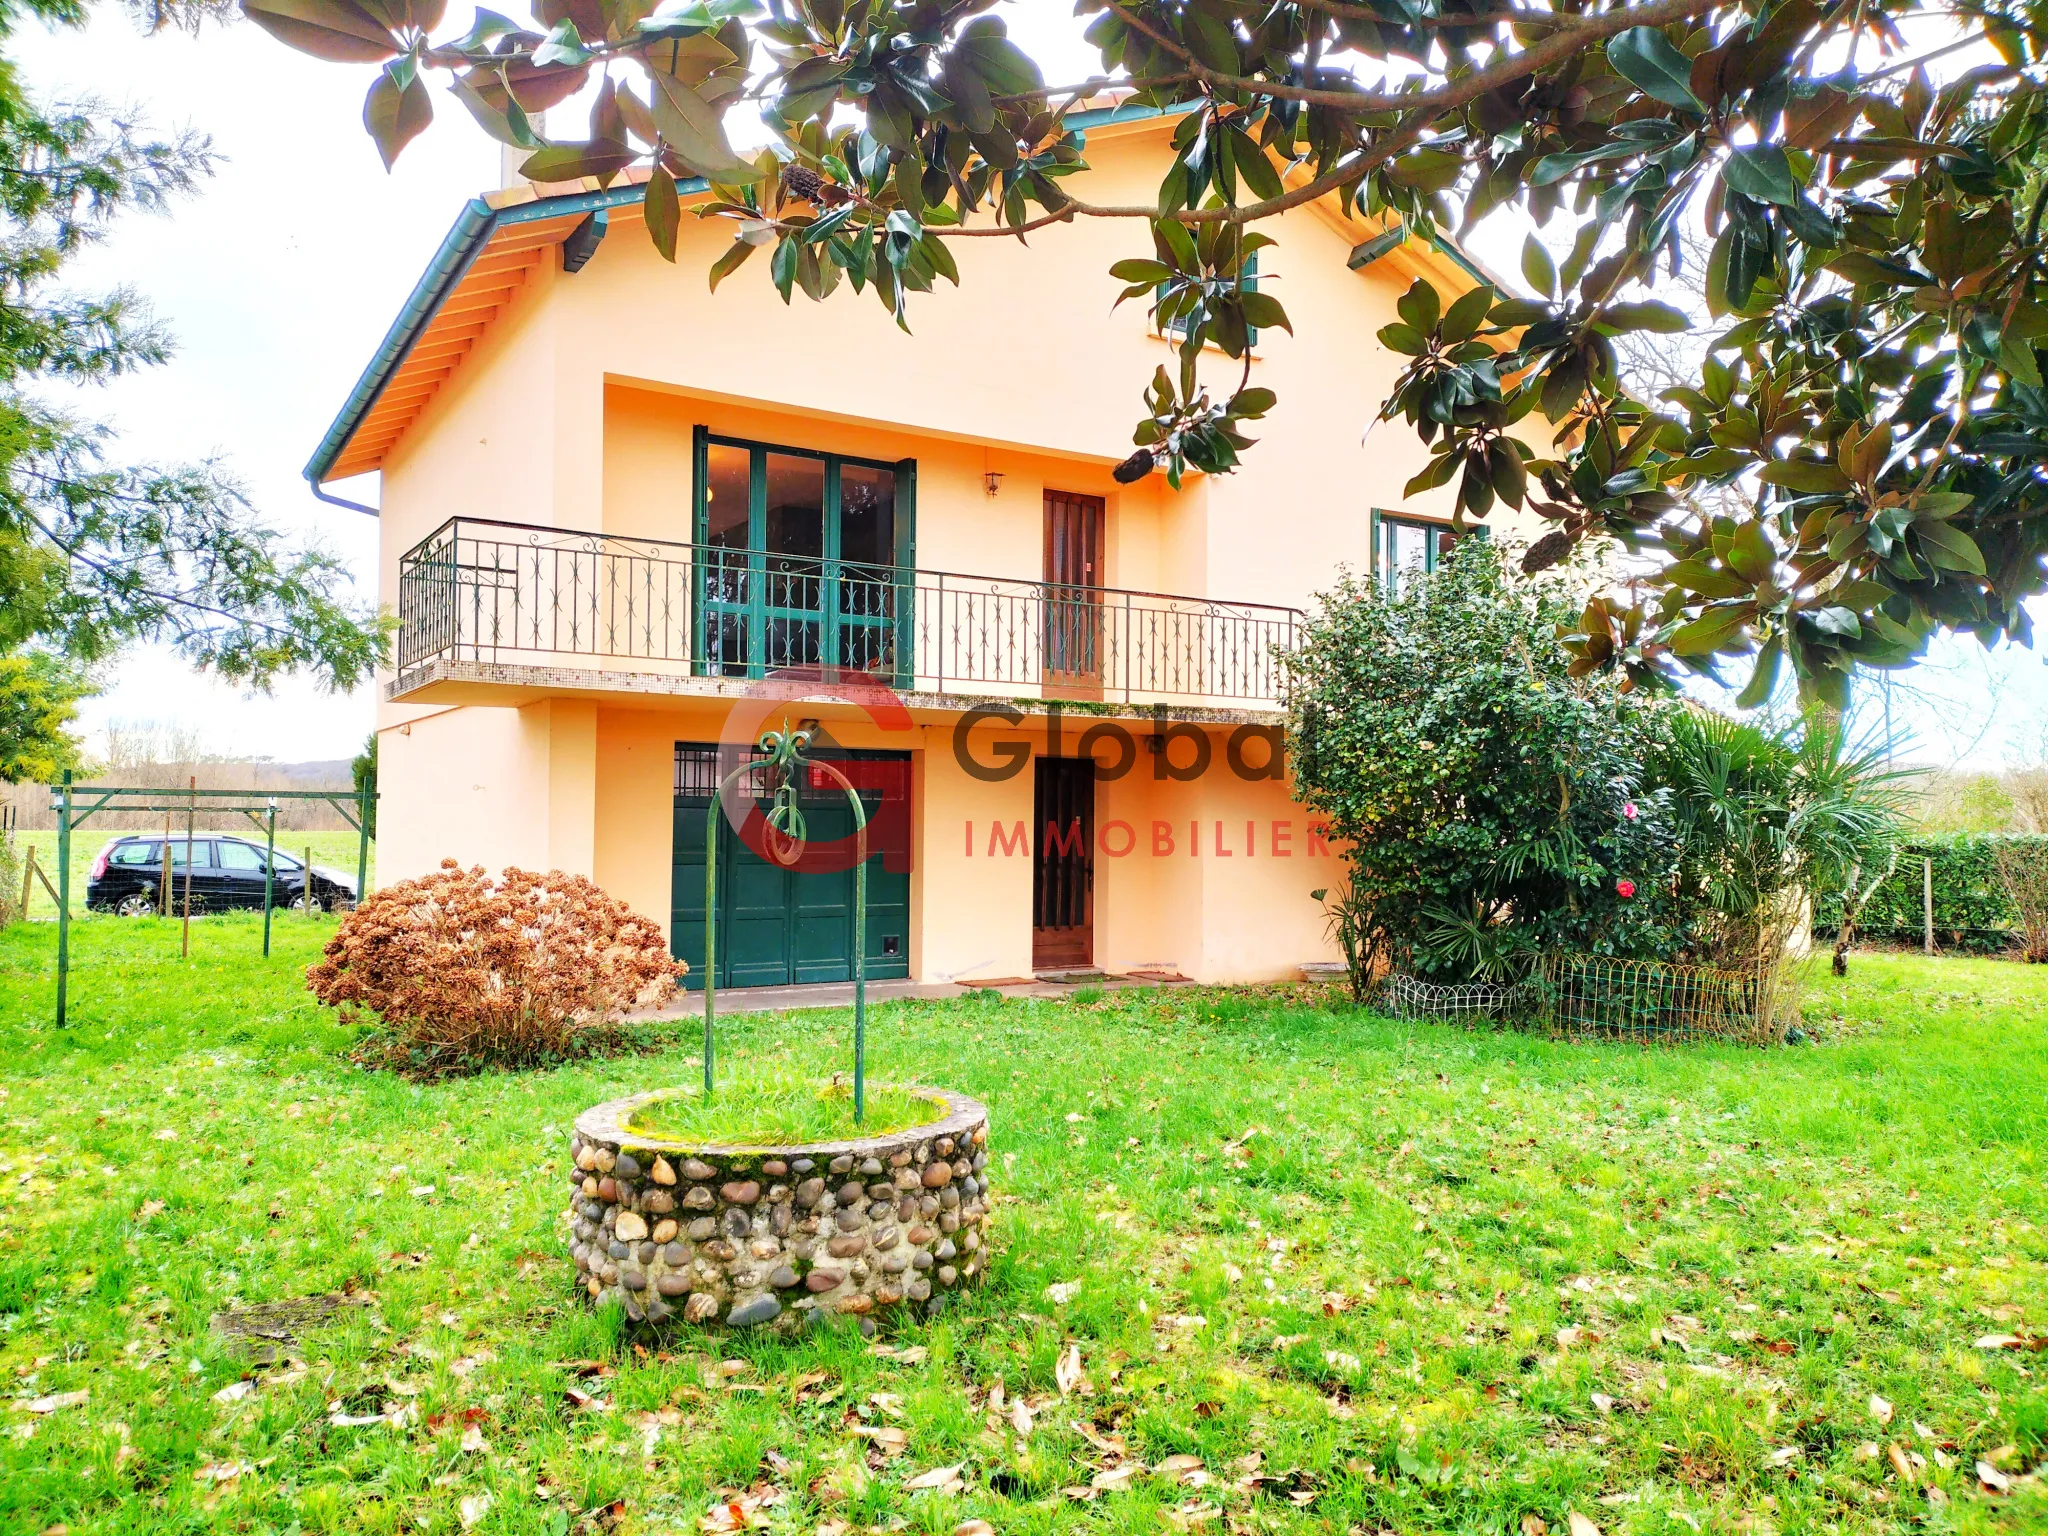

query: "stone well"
(566, 1087), (991, 1331)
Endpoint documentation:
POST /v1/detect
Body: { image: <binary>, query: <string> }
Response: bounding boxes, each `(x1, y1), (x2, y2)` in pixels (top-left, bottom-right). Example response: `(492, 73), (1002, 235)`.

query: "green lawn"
(1, 921), (2043, 1535)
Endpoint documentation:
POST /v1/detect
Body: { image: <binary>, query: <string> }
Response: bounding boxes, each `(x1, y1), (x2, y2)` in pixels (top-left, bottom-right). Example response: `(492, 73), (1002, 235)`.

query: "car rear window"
(106, 842), (158, 866)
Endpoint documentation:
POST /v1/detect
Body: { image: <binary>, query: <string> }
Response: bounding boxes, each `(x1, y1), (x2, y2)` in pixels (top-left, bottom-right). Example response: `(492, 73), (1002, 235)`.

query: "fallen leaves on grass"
(1869, 1393), (1893, 1425)
(1055, 1343), (1086, 1396)
(1974, 1332), (2046, 1351)
(903, 1463), (966, 1494)
(192, 1460), (253, 1485)
(850, 1425), (908, 1457)
(26, 1391), (87, 1414)
(698, 1487), (781, 1532)
(211, 1379), (255, 1405)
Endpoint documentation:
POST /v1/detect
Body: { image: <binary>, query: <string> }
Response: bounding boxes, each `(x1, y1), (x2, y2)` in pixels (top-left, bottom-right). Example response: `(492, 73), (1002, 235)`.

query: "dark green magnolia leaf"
(954, 16), (1044, 99)
(1599, 301), (1690, 334)
(1109, 258), (1172, 284)
(517, 139), (637, 184)
(1830, 578), (1894, 610)
(649, 73), (754, 179)
(1529, 142), (1641, 187)
(1669, 604), (1752, 656)
(1666, 557), (1752, 599)
(441, 5), (519, 52)
(1488, 298), (1549, 328)
(1521, 234), (1556, 299)
(1237, 291), (1292, 334)
(1605, 26), (1707, 112)
(1387, 148), (1464, 194)
(1761, 459), (1852, 494)
(242, 0), (399, 62)
(707, 236), (756, 291)
(1378, 321), (1428, 355)
(1721, 144), (1800, 205)
(1396, 280), (1441, 335)
(532, 17), (592, 66)
(449, 71), (541, 148)
(770, 234), (798, 300)
(1725, 520), (1777, 584)
(364, 61), (433, 169)
(1913, 519), (1986, 574)
(1440, 285), (1494, 344)
(1228, 386), (1277, 417)
(1735, 634), (1782, 707)
(1825, 252), (1931, 288)
(645, 164), (681, 261)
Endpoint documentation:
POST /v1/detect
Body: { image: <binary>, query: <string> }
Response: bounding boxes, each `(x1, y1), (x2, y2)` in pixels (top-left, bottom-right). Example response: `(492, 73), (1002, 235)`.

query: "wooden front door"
(1043, 491), (1104, 693)
(1032, 757), (1094, 970)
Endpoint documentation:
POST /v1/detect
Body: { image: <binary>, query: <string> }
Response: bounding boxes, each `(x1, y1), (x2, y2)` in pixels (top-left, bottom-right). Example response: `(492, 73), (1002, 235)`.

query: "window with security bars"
(674, 744), (907, 804)
(674, 744), (765, 799)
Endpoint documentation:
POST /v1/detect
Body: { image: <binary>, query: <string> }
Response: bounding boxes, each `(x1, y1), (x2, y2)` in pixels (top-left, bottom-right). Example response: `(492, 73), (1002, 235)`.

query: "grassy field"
(10, 830), (375, 918)
(0, 921), (2042, 1536)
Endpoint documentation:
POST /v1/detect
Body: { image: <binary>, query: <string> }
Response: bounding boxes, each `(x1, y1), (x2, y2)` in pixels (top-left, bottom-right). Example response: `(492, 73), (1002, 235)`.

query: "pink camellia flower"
(1616, 879), (1637, 899)
(1622, 801), (1639, 820)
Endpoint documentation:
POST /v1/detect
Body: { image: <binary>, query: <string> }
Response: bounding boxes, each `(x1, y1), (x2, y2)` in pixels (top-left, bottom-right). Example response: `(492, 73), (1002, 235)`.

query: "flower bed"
(566, 1086), (991, 1331)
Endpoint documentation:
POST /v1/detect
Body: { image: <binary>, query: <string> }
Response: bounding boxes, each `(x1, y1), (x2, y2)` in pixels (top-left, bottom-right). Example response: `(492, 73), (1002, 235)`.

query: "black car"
(87, 834), (359, 916)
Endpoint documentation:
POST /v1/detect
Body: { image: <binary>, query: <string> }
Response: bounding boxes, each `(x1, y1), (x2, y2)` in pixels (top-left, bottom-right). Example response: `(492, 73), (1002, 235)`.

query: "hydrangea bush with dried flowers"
(308, 859), (683, 1076)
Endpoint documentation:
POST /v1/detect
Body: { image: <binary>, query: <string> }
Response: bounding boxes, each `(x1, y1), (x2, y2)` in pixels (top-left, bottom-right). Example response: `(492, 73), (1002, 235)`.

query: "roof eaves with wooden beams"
(305, 169), (681, 488)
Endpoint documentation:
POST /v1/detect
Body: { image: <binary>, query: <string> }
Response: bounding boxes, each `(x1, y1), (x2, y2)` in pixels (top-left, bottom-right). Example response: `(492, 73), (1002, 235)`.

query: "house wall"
(362, 117), (1538, 981)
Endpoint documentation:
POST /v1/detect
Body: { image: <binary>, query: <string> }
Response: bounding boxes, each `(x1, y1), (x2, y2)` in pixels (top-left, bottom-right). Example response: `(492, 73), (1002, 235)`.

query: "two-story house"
(310, 99), (1529, 988)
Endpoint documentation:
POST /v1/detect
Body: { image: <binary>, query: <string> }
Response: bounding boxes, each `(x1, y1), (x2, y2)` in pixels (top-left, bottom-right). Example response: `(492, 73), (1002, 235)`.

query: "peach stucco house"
(311, 100), (1533, 988)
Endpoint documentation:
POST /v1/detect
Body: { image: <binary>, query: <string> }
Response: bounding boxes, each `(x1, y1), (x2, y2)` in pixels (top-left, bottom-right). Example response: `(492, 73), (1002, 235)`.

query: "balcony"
(393, 518), (1300, 711)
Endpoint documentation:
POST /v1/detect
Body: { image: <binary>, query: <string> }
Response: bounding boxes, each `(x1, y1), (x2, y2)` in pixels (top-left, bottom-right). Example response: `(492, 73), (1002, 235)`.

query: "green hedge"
(1815, 833), (2046, 948)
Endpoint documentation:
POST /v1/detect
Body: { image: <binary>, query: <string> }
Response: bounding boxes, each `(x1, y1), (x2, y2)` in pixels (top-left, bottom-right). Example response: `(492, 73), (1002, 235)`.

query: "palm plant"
(1656, 707), (1910, 992)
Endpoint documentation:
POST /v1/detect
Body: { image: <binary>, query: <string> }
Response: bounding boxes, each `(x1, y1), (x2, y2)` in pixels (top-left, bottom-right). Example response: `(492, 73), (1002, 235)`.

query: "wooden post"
(159, 810), (172, 916)
(355, 779), (370, 909)
(261, 801), (277, 957)
(305, 845), (316, 916)
(1923, 856), (1935, 956)
(55, 772), (71, 1028)
(181, 776), (194, 959)
(19, 842), (35, 921)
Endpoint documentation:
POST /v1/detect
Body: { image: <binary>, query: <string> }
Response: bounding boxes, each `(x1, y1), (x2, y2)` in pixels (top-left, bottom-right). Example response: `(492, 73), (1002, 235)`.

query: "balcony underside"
(386, 655), (1288, 725)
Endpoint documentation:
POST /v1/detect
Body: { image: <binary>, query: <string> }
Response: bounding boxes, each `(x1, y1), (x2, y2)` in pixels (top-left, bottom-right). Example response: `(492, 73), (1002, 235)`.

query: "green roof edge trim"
(304, 178), (702, 490)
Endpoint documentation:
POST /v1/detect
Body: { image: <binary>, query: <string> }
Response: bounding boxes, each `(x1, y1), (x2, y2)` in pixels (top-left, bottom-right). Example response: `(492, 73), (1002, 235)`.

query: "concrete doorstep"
(642, 971), (1189, 1019)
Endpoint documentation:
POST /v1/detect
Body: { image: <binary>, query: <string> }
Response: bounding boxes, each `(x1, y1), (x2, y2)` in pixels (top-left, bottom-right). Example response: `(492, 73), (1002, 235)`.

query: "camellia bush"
(1288, 539), (1685, 984)
(239, 0), (2048, 708)
(308, 860), (683, 1075)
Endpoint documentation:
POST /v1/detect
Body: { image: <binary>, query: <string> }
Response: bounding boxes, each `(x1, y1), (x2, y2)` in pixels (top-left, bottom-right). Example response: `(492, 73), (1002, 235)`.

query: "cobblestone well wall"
(567, 1088), (991, 1332)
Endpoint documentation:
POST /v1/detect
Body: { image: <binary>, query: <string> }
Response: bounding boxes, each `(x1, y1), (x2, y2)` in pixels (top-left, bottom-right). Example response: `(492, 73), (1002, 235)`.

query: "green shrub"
(1287, 541), (1684, 985)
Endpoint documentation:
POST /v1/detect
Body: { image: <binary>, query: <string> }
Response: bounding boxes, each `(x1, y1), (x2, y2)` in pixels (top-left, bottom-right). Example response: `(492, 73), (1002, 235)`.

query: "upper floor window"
(1372, 509), (1475, 596)
(691, 428), (916, 677)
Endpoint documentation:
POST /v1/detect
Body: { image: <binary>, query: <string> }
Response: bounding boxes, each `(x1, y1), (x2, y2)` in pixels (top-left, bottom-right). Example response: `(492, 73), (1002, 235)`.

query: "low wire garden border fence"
(1379, 952), (1786, 1046)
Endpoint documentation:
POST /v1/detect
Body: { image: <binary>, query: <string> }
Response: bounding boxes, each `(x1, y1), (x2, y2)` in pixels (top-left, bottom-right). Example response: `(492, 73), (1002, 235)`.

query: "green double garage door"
(670, 744), (911, 990)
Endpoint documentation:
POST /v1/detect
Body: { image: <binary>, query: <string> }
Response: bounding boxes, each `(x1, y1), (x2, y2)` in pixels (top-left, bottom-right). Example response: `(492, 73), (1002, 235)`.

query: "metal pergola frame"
(44, 773), (374, 1029)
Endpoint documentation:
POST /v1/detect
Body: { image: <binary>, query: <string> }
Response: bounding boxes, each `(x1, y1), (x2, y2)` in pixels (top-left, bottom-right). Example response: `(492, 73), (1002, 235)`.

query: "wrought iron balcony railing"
(396, 517), (1301, 707)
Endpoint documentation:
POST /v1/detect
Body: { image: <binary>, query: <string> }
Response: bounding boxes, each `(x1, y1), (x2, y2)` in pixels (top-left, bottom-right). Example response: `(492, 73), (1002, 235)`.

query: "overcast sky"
(18, 4), (2046, 772)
